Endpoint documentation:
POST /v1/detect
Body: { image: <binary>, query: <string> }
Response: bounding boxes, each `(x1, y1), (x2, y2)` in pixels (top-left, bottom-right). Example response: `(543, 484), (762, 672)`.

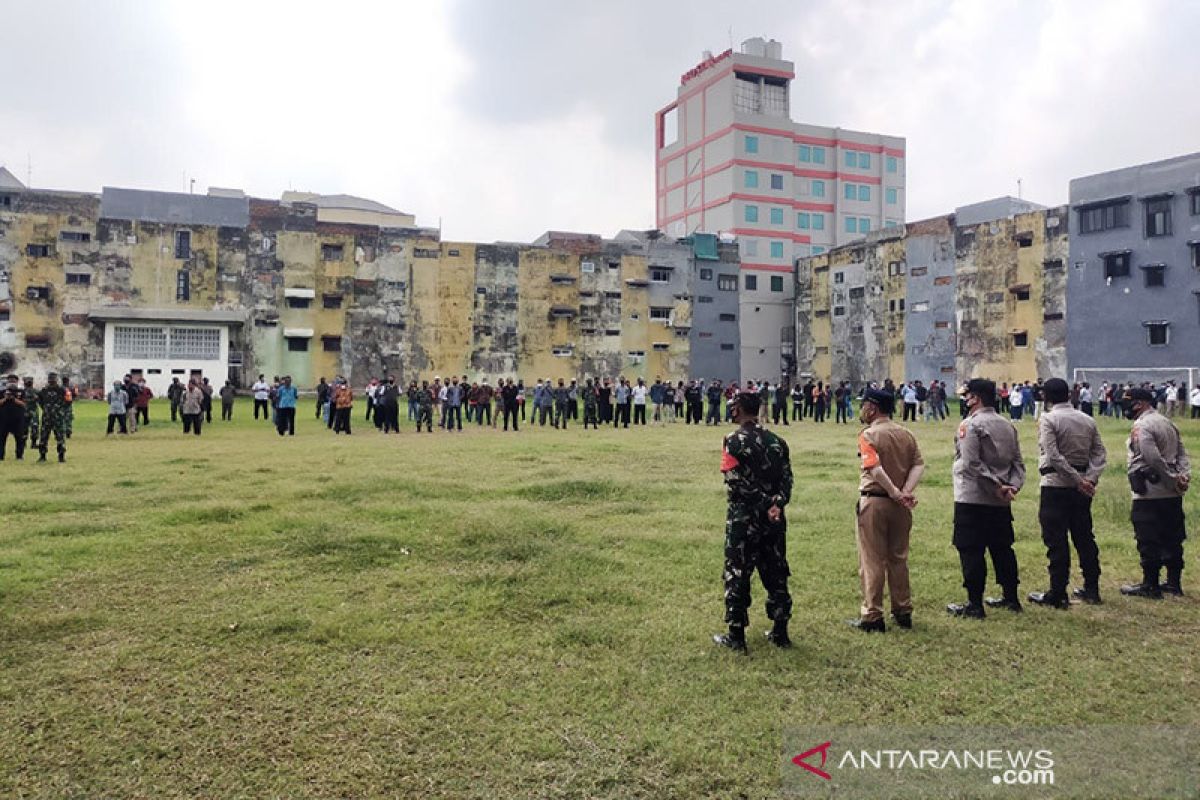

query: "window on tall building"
(650, 268), (671, 283)
(770, 241), (784, 258)
(1190, 189), (1200, 215)
(322, 336), (342, 352)
(834, 271), (844, 284)
(323, 293), (343, 309)
(887, 188), (898, 205)
(25, 244), (52, 258)
(65, 272), (91, 285)
(720, 343), (735, 351)
(717, 274), (737, 291)
(849, 286), (865, 299)
(321, 243), (344, 261)
(797, 212), (810, 230)
(744, 135), (759, 154)
(649, 306), (672, 320)
(60, 230), (91, 243)
(1103, 251), (1131, 278)
(744, 205), (759, 223)
(812, 246), (825, 255)
(1142, 264), (1166, 287)
(888, 261), (905, 276)
(770, 173), (784, 190)
(287, 337), (308, 352)
(745, 274), (758, 291)
(833, 306), (845, 316)
(1190, 242), (1200, 269)
(286, 295), (312, 309)
(858, 185), (870, 202)
(1013, 331), (1028, 348)
(844, 183), (856, 201)
(719, 312), (737, 321)
(1146, 321), (1169, 346)
(174, 230), (191, 259)
(744, 170), (759, 189)
(744, 239), (758, 257)
(176, 270), (190, 301)
(811, 180), (825, 198)
(812, 146), (826, 165)
(699, 268), (713, 280)
(798, 145), (811, 163)
(812, 213), (825, 231)
(770, 207), (784, 225)
(845, 217), (857, 234)
(860, 217), (871, 232)
(1077, 199), (1130, 234)
(887, 156), (898, 173)
(1144, 196), (1172, 237)
(844, 151), (856, 168)
(770, 276), (784, 292)
(858, 153), (871, 169)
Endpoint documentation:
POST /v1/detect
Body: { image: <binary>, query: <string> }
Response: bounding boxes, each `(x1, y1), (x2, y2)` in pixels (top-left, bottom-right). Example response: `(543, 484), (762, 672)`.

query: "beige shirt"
(1127, 409), (1190, 499)
(953, 407), (1026, 506)
(1038, 403), (1107, 488)
(858, 418), (924, 495)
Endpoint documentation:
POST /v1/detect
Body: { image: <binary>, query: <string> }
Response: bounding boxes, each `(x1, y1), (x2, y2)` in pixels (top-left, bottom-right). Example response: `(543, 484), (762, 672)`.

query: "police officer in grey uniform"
(947, 378), (1026, 619)
(1028, 378), (1107, 608)
(1120, 387), (1190, 598)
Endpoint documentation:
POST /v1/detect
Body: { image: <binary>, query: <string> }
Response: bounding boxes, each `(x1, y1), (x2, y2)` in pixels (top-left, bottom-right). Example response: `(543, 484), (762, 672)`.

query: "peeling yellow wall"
(881, 238), (908, 381)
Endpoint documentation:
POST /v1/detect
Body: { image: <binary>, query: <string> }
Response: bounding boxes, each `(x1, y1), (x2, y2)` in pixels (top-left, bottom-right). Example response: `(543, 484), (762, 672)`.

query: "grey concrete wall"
(903, 216), (957, 383)
(1067, 153), (1200, 378)
(689, 244), (741, 383)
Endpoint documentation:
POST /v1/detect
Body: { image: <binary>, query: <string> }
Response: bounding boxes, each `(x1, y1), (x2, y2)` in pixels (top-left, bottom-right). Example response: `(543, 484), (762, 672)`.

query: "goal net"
(1072, 366), (1199, 391)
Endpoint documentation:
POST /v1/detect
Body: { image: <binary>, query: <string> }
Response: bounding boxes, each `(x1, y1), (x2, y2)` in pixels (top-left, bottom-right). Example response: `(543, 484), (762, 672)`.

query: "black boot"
(848, 617), (886, 633)
(984, 589), (1023, 613)
(1027, 590), (1070, 609)
(946, 601), (985, 619)
(713, 625), (747, 653)
(37, 450), (47, 462)
(1072, 586), (1103, 604)
(57, 448), (65, 463)
(1161, 568), (1184, 596)
(765, 619), (792, 648)
(892, 611), (913, 629)
(1122, 567), (1163, 599)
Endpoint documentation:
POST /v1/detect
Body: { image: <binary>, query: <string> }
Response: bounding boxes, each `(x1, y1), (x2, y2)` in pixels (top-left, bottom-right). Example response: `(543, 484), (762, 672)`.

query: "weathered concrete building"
(794, 198), (1068, 388)
(654, 36), (906, 382)
(0, 174), (740, 392)
(1067, 152), (1200, 387)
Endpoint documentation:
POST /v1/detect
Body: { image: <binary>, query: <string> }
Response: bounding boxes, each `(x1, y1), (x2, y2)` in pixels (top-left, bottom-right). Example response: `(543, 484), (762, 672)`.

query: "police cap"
(863, 387), (895, 414)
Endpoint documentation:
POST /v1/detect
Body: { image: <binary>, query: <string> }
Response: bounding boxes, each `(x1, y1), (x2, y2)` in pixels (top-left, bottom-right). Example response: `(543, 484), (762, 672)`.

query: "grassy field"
(1, 399), (1197, 799)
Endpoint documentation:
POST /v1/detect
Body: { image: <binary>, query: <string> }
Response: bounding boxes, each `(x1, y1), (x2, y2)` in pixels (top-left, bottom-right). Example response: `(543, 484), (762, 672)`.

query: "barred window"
(169, 327), (221, 360)
(113, 326), (168, 359)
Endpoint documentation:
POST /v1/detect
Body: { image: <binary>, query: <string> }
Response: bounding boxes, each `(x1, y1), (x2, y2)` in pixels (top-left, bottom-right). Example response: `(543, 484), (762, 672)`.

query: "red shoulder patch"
(720, 443), (739, 473)
(957, 422), (967, 439)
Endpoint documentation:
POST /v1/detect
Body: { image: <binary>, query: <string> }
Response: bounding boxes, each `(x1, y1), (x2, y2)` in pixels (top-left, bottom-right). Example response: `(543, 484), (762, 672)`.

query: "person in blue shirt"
(275, 375), (299, 436)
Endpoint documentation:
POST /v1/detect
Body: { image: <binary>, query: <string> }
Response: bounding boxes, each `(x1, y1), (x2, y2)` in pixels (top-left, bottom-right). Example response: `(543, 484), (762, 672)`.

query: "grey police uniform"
(1127, 408), (1190, 584)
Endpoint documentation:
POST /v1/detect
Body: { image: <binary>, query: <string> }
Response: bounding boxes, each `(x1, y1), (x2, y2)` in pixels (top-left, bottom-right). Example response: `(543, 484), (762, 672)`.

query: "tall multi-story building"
(654, 37), (906, 381)
(1067, 152), (1200, 387)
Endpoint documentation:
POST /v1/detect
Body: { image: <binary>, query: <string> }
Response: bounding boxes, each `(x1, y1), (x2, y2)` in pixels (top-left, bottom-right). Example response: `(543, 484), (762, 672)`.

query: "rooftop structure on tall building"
(655, 37), (906, 381)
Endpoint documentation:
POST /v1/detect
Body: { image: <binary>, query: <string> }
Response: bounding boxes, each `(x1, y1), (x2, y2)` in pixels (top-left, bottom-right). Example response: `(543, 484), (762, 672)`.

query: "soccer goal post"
(1072, 366), (1199, 391)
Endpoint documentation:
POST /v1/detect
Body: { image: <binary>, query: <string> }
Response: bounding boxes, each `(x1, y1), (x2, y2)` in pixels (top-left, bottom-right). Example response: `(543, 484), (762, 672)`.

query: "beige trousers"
(856, 496), (913, 621)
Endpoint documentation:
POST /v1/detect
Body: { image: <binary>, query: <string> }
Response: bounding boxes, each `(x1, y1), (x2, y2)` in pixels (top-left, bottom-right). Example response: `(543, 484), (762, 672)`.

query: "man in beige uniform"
(851, 388), (925, 632)
(947, 378), (1026, 619)
(1028, 378), (1107, 608)
(1120, 387), (1190, 598)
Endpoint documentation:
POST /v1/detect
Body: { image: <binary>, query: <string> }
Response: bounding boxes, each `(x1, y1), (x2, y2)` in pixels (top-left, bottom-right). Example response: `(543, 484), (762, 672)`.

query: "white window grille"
(169, 327), (221, 360)
(113, 326), (168, 359)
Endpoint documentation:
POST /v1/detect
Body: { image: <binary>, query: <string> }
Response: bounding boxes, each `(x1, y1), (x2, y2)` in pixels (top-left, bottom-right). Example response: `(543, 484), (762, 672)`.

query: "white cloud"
(2, 0), (1197, 240)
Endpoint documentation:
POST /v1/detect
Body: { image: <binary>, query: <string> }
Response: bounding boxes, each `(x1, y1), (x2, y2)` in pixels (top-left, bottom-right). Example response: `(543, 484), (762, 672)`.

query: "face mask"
(1121, 400), (1136, 420)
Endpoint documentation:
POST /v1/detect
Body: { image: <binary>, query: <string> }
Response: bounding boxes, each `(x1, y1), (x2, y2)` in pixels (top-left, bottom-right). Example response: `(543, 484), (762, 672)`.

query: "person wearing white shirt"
(1190, 385), (1200, 420)
(251, 374), (270, 421)
(901, 383), (919, 422)
(631, 379), (649, 425)
(1079, 383), (1094, 417)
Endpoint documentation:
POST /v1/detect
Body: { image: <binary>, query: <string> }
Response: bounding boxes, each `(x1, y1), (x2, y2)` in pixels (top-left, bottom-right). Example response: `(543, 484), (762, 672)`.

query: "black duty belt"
(860, 491), (889, 498)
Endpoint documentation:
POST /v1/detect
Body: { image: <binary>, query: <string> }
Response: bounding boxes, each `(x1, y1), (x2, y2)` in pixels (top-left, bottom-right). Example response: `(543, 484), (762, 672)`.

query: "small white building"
(90, 307), (245, 397)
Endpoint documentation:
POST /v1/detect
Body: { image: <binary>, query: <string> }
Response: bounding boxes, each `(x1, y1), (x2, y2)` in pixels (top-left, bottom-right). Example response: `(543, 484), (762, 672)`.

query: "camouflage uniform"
(37, 381), (68, 461)
(62, 380), (75, 438)
(415, 387), (434, 432)
(721, 423), (794, 626)
(20, 379), (40, 453)
(582, 384), (599, 429)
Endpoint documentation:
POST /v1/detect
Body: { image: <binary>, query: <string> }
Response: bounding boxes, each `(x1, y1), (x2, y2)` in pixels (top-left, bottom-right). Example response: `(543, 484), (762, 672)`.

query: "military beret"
(1127, 387), (1155, 403)
(863, 387), (895, 414)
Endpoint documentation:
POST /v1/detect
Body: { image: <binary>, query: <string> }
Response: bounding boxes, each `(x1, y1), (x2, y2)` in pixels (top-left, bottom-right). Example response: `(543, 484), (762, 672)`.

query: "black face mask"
(1121, 400), (1136, 420)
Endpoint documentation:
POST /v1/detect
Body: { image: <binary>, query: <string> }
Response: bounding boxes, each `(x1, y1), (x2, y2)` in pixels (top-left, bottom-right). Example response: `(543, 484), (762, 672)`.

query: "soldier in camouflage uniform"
(582, 378), (599, 430)
(415, 380), (434, 433)
(62, 376), (75, 438)
(714, 391), (794, 652)
(37, 372), (68, 462)
(20, 376), (39, 455)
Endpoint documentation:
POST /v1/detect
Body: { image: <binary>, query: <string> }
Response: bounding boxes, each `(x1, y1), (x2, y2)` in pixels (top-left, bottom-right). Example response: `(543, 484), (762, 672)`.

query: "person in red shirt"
(135, 378), (154, 426)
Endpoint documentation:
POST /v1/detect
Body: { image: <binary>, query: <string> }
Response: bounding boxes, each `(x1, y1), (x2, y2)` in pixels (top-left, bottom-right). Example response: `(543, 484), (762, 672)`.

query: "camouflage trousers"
(723, 504), (792, 626)
(38, 413), (66, 455)
(22, 415), (39, 449)
(64, 405), (74, 438)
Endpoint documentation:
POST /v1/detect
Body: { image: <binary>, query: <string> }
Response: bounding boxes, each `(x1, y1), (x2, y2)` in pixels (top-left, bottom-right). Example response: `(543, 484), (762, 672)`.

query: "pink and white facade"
(655, 37), (906, 380)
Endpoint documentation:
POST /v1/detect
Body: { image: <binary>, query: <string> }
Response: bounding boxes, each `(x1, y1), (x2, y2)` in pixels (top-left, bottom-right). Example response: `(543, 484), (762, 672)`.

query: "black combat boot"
(946, 601), (985, 619)
(892, 611), (913, 629)
(57, 447), (65, 463)
(1027, 590), (1070, 609)
(1122, 567), (1163, 599)
(1072, 586), (1103, 605)
(37, 450), (47, 462)
(765, 619), (792, 648)
(848, 617), (886, 633)
(984, 589), (1023, 613)
(1160, 568), (1184, 596)
(713, 625), (747, 653)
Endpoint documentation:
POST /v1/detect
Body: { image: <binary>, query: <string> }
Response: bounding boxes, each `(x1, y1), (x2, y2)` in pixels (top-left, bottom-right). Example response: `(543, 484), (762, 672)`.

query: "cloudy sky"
(3, 0), (1197, 242)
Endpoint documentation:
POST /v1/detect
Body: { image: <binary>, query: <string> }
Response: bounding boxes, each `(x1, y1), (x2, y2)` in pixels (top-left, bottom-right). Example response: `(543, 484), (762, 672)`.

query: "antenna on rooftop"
(1017, 178), (1023, 200)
